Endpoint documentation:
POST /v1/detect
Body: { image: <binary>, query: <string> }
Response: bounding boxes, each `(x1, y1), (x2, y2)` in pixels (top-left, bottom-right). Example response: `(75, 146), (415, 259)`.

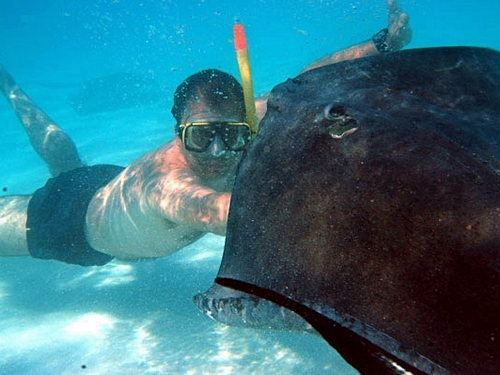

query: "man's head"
(172, 69), (246, 130)
(172, 69), (250, 183)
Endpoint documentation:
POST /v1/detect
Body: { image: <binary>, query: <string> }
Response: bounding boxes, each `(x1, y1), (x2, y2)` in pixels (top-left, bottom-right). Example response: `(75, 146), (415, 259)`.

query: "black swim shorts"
(26, 164), (125, 266)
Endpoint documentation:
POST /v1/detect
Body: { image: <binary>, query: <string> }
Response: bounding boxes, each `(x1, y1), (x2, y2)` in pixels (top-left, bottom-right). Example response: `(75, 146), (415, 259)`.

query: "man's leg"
(0, 63), (84, 176)
(0, 195), (30, 256)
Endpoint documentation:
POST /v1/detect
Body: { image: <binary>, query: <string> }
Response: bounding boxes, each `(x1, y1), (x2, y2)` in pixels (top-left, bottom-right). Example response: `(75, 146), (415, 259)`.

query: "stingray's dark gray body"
(194, 47), (500, 374)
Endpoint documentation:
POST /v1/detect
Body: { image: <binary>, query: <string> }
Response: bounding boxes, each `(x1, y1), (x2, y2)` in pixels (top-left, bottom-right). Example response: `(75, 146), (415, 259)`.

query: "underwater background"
(0, 1), (499, 374)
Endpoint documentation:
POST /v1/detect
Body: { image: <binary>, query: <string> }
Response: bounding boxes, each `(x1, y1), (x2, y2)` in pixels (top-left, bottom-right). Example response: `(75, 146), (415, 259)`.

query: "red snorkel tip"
(233, 24), (248, 51)
(233, 23), (258, 138)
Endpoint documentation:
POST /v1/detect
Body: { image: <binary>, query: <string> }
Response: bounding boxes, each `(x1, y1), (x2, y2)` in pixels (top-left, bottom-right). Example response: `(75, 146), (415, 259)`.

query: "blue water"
(0, 1), (499, 374)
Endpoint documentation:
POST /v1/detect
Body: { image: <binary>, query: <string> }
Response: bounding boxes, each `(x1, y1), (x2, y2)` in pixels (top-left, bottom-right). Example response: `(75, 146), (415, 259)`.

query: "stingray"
(70, 72), (166, 115)
(194, 47), (500, 374)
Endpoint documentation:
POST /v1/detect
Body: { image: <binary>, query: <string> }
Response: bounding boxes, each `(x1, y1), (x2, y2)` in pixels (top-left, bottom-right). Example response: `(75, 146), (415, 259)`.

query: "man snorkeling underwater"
(0, 0), (411, 265)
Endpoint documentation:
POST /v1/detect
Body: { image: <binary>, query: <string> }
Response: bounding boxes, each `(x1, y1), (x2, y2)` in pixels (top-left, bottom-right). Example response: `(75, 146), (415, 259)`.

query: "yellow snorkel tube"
(233, 23), (259, 139)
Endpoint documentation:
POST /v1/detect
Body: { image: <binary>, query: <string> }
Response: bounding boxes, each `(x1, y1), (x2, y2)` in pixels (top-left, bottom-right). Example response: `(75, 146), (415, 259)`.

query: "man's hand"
(387, 0), (412, 51)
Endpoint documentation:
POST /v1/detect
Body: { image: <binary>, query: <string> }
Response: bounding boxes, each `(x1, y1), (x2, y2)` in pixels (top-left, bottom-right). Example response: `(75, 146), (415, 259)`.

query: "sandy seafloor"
(0, 1), (499, 374)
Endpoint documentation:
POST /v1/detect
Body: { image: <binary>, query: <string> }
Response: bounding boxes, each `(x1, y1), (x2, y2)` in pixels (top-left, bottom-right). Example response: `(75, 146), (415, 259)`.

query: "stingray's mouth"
(193, 283), (314, 332)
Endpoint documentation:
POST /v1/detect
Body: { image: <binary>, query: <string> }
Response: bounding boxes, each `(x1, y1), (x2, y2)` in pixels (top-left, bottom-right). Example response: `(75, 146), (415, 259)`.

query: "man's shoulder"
(128, 137), (187, 173)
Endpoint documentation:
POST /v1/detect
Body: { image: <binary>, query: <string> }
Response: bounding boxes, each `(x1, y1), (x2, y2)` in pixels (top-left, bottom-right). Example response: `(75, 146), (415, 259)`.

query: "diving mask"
(179, 121), (251, 153)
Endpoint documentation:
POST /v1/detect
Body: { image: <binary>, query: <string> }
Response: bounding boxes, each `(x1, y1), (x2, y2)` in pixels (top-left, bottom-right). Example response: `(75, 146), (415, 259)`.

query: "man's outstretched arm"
(255, 0), (412, 120)
(299, 0), (412, 74)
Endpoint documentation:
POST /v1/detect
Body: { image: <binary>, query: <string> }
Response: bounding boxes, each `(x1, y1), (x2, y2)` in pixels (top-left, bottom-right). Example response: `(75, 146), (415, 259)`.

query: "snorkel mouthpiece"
(233, 23), (259, 139)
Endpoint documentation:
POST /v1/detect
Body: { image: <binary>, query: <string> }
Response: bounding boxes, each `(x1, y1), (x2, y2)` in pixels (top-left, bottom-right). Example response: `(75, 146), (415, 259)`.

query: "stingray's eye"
(323, 103), (358, 139)
(325, 104), (347, 119)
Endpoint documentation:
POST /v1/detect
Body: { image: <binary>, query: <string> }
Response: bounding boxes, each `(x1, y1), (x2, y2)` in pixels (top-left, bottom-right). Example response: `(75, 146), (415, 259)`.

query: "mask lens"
(222, 125), (251, 151)
(184, 125), (214, 152)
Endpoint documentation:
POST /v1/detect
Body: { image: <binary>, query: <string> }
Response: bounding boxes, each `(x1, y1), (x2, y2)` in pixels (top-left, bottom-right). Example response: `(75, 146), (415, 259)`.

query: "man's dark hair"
(172, 69), (246, 136)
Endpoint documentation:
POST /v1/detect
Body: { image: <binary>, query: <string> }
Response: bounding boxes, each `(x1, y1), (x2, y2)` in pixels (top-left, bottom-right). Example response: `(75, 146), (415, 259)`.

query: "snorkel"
(233, 23), (259, 139)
